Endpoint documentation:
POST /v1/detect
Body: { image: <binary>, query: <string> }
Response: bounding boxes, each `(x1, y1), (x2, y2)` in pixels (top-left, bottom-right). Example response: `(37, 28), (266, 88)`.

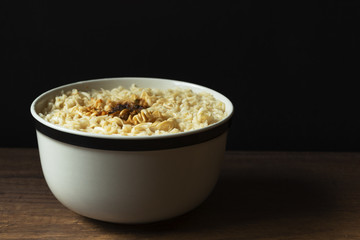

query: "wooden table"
(1, 148), (360, 239)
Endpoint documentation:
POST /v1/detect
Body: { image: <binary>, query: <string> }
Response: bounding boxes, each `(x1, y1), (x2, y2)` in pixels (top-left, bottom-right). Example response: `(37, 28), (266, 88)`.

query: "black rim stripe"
(34, 119), (231, 151)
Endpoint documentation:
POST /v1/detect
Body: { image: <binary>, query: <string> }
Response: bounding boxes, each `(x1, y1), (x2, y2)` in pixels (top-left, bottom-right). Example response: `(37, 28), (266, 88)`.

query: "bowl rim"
(30, 77), (234, 150)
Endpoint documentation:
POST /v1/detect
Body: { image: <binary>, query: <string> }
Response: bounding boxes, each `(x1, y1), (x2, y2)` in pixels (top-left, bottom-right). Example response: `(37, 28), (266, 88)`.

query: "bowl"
(30, 77), (234, 224)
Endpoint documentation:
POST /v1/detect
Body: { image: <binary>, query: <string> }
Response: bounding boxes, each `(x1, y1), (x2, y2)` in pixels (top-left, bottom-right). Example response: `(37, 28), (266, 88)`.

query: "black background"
(2, 1), (360, 151)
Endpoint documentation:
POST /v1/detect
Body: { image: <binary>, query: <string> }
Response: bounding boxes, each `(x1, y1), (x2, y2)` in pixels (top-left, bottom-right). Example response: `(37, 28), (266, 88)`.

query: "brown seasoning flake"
(84, 98), (150, 123)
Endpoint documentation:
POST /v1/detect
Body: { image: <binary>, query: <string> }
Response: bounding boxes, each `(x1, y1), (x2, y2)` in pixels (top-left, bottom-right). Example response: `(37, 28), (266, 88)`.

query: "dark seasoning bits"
(108, 99), (149, 120)
(86, 98), (150, 122)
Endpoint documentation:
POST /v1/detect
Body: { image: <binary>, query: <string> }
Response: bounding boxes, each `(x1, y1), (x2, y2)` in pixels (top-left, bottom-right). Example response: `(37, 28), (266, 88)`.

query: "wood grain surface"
(1, 148), (360, 239)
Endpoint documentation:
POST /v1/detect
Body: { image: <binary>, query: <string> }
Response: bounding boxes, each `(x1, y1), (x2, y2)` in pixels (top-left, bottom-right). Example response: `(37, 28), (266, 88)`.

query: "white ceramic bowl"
(30, 77), (233, 224)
